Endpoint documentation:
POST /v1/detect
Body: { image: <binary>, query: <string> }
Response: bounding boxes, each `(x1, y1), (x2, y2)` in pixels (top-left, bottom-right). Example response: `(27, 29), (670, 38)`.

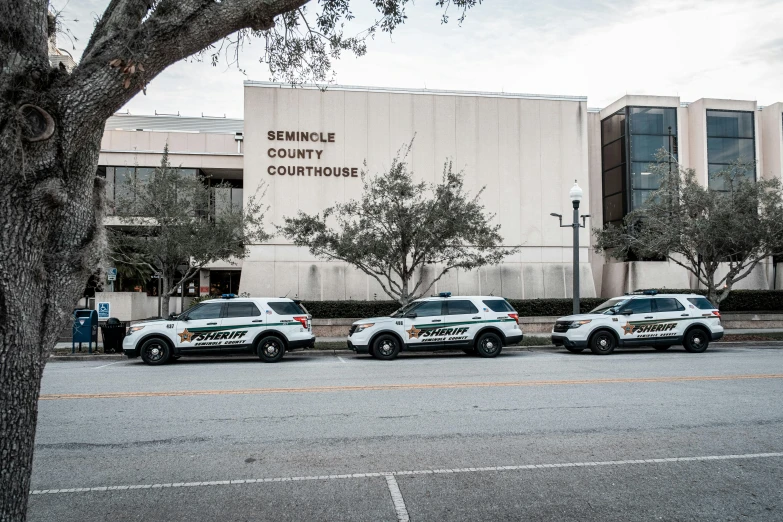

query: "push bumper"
(551, 335), (588, 348)
(347, 339), (370, 354)
(288, 337), (316, 350)
(122, 337), (140, 358)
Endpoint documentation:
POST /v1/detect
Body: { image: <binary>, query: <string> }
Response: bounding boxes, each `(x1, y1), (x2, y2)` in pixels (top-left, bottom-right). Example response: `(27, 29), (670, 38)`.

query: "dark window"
(267, 301), (306, 315)
(654, 298), (685, 312)
(687, 297), (717, 310)
(226, 302), (261, 318)
(621, 299), (652, 314)
(410, 300), (443, 317)
(603, 193), (624, 223)
(186, 303), (223, 320)
(706, 110), (756, 190)
(446, 300), (479, 315)
(483, 299), (515, 313)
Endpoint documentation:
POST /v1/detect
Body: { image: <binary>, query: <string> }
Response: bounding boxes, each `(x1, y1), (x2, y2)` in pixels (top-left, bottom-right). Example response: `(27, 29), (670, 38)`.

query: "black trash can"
(100, 318), (127, 353)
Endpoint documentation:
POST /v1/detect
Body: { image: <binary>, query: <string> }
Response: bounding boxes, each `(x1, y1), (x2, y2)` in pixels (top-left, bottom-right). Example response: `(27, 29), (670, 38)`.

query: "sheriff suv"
(551, 290), (724, 355)
(347, 294), (523, 360)
(123, 295), (315, 365)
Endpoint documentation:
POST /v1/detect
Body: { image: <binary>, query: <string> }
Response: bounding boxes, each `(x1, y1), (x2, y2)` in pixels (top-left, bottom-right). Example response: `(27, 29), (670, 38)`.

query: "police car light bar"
(221, 293), (236, 299)
(625, 289), (658, 296)
(439, 292), (452, 298)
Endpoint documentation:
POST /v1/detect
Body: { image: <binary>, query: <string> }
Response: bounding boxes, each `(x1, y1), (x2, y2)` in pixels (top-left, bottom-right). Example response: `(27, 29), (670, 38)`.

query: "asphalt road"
(30, 345), (783, 521)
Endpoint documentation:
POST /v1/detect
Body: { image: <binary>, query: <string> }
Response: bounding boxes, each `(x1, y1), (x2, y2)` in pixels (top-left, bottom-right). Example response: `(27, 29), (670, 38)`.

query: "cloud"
(55, 0), (782, 117)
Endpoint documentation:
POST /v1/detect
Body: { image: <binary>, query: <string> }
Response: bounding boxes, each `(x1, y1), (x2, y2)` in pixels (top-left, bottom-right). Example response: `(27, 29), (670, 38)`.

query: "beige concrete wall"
(242, 82), (595, 300)
(761, 102), (783, 181)
(94, 292), (191, 321)
(99, 129), (243, 170)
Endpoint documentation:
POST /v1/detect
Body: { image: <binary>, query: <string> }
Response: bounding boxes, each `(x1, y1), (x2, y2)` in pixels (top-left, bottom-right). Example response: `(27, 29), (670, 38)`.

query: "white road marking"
(337, 357), (348, 364)
(30, 451), (783, 495)
(383, 473), (410, 522)
(91, 361), (127, 369)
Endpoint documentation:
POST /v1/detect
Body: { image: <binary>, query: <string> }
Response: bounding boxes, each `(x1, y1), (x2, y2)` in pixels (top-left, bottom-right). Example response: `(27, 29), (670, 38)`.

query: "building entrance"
(209, 270), (241, 296)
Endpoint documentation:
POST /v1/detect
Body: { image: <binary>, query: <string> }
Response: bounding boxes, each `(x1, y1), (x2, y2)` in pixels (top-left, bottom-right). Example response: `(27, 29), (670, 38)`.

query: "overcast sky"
(56, 0), (782, 118)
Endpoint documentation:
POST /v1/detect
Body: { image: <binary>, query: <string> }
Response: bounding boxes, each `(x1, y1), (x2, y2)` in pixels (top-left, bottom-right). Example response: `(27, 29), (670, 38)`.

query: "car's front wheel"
(476, 332), (503, 358)
(373, 334), (400, 360)
(589, 331), (616, 355)
(683, 328), (710, 353)
(140, 338), (171, 365)
(257, 336), (286, 362)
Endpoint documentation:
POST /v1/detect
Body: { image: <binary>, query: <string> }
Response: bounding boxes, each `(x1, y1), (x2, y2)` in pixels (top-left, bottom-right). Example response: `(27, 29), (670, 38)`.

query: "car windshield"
(390, 301), (423, 318)
(589, 298), (627, 314)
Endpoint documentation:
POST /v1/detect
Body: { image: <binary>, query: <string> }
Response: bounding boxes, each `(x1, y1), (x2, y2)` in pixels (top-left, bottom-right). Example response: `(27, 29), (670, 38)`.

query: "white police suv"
(123, 295), (315, 365)
(347, 293), (523, 360)
(551, 290), (724, 355)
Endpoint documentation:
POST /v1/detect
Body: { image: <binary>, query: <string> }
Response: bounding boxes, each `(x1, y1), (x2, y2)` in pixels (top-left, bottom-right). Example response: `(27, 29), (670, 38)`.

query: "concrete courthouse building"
(98, 82), (783, 309)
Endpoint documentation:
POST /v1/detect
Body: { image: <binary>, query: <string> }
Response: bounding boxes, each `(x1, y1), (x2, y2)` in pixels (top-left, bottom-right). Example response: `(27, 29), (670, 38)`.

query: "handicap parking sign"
(97, 302), (110, 320)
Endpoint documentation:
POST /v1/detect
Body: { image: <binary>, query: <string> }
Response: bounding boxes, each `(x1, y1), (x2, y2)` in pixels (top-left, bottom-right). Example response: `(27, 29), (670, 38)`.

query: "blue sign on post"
(98, 302), (110, 320)
(107, 267), (117, 281)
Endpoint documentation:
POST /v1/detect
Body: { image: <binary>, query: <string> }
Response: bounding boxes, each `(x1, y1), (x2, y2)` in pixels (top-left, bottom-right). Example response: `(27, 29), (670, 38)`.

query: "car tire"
(683, 328), (710, 353)
(654, 345), (671, 351)
(565, 346), (585, 353)
(475, 332), (503, 358)
(373, 334), (400, 361)
(589, 330), (616, 355)
(257, 336), (286, 363)
(140, 338), (171, 365)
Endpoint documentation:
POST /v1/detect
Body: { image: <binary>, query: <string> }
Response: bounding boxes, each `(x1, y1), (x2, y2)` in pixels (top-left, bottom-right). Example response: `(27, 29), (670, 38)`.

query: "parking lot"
(30, 346), (783, 521)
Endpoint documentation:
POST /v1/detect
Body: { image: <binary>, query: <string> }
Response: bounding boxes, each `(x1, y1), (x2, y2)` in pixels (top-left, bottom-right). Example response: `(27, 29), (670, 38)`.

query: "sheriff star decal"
(622, 322), (636, 335)
(406, 326), (422, 339)
(178, 328), (195, 343)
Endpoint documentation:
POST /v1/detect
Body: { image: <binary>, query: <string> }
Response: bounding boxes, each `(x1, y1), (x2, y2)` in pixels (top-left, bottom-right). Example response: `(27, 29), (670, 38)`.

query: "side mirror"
(619, 309), (633, 315)
(405, 312), (417, 319)
(167, 313), (178, 320)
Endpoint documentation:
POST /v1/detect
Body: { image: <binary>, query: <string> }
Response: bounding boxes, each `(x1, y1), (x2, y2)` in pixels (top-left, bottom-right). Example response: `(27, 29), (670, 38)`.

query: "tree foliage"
(593, 152), (783, 306)
(109, 148), (269, 315)
(281, 142), (517, 305)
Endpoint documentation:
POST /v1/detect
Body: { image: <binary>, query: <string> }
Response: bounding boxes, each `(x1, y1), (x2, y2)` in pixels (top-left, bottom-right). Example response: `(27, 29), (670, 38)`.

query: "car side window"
(410, 301), (443, 317)
(622, 299), (652, 314)
(226, 302), (261, 318)
(446, 300), (479, 315)
(185, 303), (223, 320)
(654, 298), (685, 312)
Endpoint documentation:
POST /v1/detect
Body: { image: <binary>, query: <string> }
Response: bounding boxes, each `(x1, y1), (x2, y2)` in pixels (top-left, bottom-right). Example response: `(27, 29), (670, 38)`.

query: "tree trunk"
(161, 276), (172, 318)
(0, 125), (106, 519)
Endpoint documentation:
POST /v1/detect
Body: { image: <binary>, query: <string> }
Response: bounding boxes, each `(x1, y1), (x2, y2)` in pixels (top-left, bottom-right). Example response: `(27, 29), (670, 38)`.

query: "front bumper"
(122, 336), (140, 358)
(347, 339), (370, 354)
(288, 337), (316, 350)
(551, 335), (588, 348)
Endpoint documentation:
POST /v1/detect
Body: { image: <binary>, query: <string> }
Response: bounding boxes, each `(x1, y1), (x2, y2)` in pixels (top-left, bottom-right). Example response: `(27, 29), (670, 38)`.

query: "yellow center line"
(39, 374), (783, 401)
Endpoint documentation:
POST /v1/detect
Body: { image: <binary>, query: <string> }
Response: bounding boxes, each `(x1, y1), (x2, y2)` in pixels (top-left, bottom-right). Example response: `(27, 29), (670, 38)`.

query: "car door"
(403, 300), (445, 351)
(616, 298), (654, 345)
(651, 297), (690, 343)
(266, 300), (310, 342)
(221, 301), (264, 353)
(442, 299), (482, 349)
(176, 302), (225, 354)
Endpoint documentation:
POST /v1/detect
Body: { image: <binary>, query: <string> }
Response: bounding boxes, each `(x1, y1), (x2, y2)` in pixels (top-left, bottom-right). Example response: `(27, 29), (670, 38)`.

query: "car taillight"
(712, 311), (721, 318)
(293, 316), (308, 328)
(508, 313), (519, 324)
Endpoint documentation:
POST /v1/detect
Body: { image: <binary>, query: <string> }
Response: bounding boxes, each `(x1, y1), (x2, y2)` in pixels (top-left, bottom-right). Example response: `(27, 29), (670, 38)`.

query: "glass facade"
(601, 106), (678, 227)
(706, 110), (756, 190)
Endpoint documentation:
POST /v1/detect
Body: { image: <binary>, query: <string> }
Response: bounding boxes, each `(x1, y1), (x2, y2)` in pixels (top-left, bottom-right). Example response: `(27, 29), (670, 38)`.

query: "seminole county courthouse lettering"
(97, 82), (783, 317)
(266, 130), (360, 177)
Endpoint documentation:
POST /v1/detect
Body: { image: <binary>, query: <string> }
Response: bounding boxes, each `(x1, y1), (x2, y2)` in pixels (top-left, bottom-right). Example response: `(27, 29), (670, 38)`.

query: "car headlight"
(128, 325), (146, 335)
(354, 323), (375, 334)
(568, 320), (592, 328)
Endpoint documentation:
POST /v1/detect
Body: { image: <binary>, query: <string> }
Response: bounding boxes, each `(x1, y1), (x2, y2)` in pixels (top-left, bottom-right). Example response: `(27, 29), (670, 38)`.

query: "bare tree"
(594, 152), (783, 306)
(109, 148), (269, 315)
(0, 1), (482, 517)
(281, 142), (517, 305)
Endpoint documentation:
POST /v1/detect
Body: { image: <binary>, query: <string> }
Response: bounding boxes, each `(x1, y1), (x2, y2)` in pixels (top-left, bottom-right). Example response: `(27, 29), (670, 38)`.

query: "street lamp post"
(551, 181), (590, 315)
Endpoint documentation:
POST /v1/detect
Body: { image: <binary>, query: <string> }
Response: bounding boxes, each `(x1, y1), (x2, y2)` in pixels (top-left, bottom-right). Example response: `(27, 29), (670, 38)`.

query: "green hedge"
(300, 290), (783, 318)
